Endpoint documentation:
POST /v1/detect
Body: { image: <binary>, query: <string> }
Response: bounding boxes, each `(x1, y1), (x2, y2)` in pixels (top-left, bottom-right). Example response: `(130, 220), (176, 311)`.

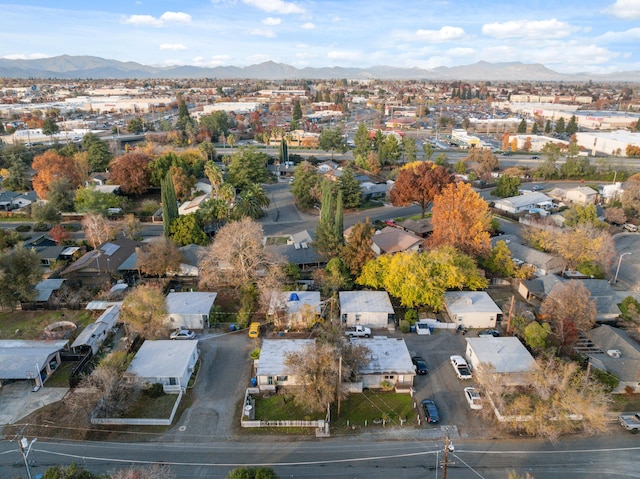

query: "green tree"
(566, 115), (578, 135)
(492, 174), (521, 198)
(353, 122), (372, 159)
(126, 117), (144, 134)
(2, 157), (30, 191)
(199, 141), (217, 162)
(314, 181), (343, 258)
(233, 183), (270, 219)
(176, 97), (196, 135)
(290, 100), (303, 130)
(357, 247), (488, 310)
(75, 185), (123, 214)
(169, 213), (208, 246)
(0, 246), (43, 310)
(517, 119), (527, 134)
(482, 240), (518, 277)
(290, 161), (321, 209)
(337, 164), (362, 209)
(318, 127), (346, 159)
(226, 467), (279, 479)
(161, 172), (178, 237)
(544, 119), (552, 134)
(560, 155), (595, 179)
(555, 117), (566, 134)
(535, 143), (561, 179)
(401, 136), (417, 163)
(279, 139), (289, 164)
(564, 203), (605, 228)
(31, 201), (62, 224)
(45, 178), (76, 212)
(423, 142), (434, 160)
(226, 147), (271, 189)
(532, 122), (539, 134)
(200, 110), (232, 142)
(41, 117), (59, 139)
(84, 135), (113, 172)
(381, 134), (401, 164)
(121, 284), (168, 339)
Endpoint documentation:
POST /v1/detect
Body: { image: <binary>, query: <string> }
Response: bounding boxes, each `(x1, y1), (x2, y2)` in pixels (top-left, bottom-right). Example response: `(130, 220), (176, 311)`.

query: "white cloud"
(2, 53), (48, 60)
(122, 11), (191, 27)
(482, 19), (578, 39)
(193, 55), (232, 67)
(296, 52), (315, 60)
(445, 47), (475, 57)
(160, 43), (187, 51)
(603, 0), (640, 19)
(598, 27), (640, 42)
(263, 17), (281, 25)
(247, 54), (271, 63)
(413, 26), (465, 42)
(160, 11), (192, 23)
(249, 28), (276, 37)
(242, 0), (305, 14)
(327, 50), (361, 61)
(301, 22), (315, 30)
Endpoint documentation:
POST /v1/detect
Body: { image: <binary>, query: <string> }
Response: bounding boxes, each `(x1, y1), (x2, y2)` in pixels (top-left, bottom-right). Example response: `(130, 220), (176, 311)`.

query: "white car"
(415, 320), (432, 335)
(170, 329), (197, 340)
(464, 387), (483, 410)
(450, 355), (473, 380)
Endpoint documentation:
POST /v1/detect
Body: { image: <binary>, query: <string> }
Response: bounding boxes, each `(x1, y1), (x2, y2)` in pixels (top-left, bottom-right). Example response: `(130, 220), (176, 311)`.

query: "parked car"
(478, 329), (500, 338)
(415, 319), (432, 335)
(531, 156), (540, 159)
(248, 322), (260, 338)
(623, 223), (638, 232)
(421, 399), (440, 423)
(412, 356), (429, 375)
(464, 387), (483, 410)
(450, 355), (473, 380)
(531, 184), (544, 191)
(170, 329), (196, 340)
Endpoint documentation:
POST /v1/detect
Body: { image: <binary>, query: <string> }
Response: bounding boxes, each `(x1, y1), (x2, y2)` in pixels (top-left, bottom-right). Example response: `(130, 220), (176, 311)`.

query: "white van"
(623, 223), (638, 232)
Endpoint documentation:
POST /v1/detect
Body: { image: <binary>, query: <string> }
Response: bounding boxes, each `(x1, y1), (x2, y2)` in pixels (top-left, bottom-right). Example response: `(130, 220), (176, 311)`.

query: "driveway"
(160, 329), (254, 442)
(0, 382), (68, 426)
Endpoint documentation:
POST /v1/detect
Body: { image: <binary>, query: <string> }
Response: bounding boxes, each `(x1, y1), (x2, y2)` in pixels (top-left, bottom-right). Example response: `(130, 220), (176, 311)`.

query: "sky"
(0, 0), (639, 74)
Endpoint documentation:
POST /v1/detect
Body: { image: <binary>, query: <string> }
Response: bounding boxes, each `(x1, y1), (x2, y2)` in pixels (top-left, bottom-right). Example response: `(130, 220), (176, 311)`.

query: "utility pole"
(442, 435), (450, 479)
(19, 437), (37, 479)
(337, 355), (342, 417)
(506, 295), (515, 334)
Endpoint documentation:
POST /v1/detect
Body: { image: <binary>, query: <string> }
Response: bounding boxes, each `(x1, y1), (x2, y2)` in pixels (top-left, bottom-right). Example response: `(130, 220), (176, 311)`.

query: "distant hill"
(0, 55), (639, 81)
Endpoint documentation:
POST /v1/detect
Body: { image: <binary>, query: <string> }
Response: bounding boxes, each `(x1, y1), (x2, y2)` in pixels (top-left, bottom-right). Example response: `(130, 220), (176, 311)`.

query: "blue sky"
(0, 0), (639, 73)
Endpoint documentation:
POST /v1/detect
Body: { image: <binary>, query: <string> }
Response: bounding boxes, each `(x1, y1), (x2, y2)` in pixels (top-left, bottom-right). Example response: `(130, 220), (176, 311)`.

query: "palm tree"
(233, 184), (270, 219)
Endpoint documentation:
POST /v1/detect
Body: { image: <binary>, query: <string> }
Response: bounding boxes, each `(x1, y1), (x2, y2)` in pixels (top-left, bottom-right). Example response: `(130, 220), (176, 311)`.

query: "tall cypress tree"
(335, 190), (344, 245)
(161, 172), (179, 237)
(279, 139), (288, 164)
(314, 182), (341, 258)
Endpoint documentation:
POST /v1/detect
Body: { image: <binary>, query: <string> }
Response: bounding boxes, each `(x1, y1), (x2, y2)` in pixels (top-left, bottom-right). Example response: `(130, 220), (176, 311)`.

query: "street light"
(19, 437), (37, 479)
(613, 252), (632, 284)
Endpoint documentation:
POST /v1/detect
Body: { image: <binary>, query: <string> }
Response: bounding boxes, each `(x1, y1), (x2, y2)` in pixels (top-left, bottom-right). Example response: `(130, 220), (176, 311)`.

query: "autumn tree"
(620, 175), (640, 216)
(32, 150), (84, 200)
(110, 152), (152, 195)
(604, 206), (626, 226)
(540, 281), (596, 349)
(82, 213), (114, 249)
(474, 148), (500, 178)
(340, 220), (375, 277)
(357, 247), (488, 310)
(428, 181), (492, 258)
(199, 217), (284, 291)
(121, 284), (168, 339)
(49, 224), (70, 244)
(136, 237), (185, 277)
(563, 203), (606, 228)
(389, 161), (453, 218)
(170, 165), (196, 202)
(482, 240), (533, 278)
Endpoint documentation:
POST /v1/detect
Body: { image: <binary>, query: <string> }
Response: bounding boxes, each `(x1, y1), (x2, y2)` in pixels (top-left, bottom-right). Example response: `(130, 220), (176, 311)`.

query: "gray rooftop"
(339, 291), (394, 314)
(0, 340), (68, 380)
(166, 292), (217, 315)
(586, 325), (640, 384)
(268, 291), (321, 316)
(355, 337), (415, 375)
(127, 340), (198, 379)
(257, 339), (315, 376)
(495, 192), (552, 209)
(466, 337), (537, 373)
(444, 291), (502, 314)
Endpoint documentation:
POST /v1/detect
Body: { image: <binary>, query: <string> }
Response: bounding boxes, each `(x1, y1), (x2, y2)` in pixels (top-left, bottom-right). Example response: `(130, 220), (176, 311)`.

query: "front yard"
(0, 310), (93, 340)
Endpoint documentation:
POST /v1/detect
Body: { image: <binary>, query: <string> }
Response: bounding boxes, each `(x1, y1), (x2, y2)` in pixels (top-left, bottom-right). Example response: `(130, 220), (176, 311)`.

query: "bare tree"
(120, 284), (169, 339)
(136, 237), (185, 277)
(82, 213), (114, 249)
(110, 464), (175, 479)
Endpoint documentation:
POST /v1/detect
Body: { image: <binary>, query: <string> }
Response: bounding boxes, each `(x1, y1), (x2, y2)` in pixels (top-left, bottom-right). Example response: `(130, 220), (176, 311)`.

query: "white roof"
(257, 339), (315, 376)
(355, 337), (415, 375)
(127, 340), (198, 379)
(85, 300), (119, 311)
(339, 291), (394, 314)
(466, 337), (537, 373)
(166, 292), (217, 315)
(444, 291), (502, 315)
(268, 291), (321, 315)
(495, 192), (551, 209)
(0, 340), (68, 379)
(71, 303), (121, 349)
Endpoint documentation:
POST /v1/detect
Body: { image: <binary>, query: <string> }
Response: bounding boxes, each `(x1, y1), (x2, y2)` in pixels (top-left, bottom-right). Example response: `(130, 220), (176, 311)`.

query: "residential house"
(256, 339), (315, 392)
(443, 291), (503, 329)
(177, 244), (206, 277)
(465, 337), (538, 387)
(360, 181), (389, 201)
(518, 274), (564, 302)
(21, 278), (65, 309)
(317, 160), (339, 173)
(492, 235), (564, 276)
(398, 218), (433, 238)
(11, 191), (38, 209)
(88, 172), (110, 187)
(493, 192), (553, 215)
(178, 192), (210, 216)
(61, 237), (142, 287)
(23, 234), (57, 249)
(71, 303), (120, 355)
(339, 291), (395, 329)
(579, 325), (640, 393)
(268, 291), (322, 330)
(126, 340), (199, 393)
(0, 191), (19, 211)
(265, 230), (324, 271)
(0, 340), (68, 388)
(565, 186), (598, 205)
(354, 337), (415, 392)
(371, 226), (422, 256)
(166, 291), (217, 330)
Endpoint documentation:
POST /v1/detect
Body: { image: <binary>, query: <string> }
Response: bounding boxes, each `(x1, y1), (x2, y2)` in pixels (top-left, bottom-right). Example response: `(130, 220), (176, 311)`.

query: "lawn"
(45, 361), (78, 388)
(611, 393), (640, 412)
(123, 393), (180, 419)
(0, 310), (94, 340)
(332, 391), (417, 430)
(264, 236), (288, 246)
(253, 393), (324, 421)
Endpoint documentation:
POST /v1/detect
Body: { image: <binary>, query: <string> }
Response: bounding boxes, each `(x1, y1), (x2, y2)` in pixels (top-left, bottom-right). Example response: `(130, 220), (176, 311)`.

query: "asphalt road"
(612, 232), (640, 295)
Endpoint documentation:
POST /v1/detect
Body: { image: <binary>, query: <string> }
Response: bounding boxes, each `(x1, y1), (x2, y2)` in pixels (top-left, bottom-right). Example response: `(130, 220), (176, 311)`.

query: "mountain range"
(0, 55), (639, 82)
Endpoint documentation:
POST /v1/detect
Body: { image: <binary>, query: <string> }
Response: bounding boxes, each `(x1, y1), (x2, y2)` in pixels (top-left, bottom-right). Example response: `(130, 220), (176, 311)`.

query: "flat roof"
(268, 291), (321, 315)
(127, 340), (197, 379)
(355, 337), (415, 375)
(0, 340), (68, 379)
(166, 292), (217, 315)
(257, 339), (315, 376)
(466, 337), (537, 373)
(444, 291), (502, 314)
(339, 291), (394, 314)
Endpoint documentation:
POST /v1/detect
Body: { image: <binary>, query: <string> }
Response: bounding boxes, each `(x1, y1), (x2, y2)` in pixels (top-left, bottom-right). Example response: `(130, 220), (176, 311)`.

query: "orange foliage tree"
(389, 161), (453, 218)
(428, 181), (492, 258)
(32, 151), (84, 200)
(110, 152), (152, 195)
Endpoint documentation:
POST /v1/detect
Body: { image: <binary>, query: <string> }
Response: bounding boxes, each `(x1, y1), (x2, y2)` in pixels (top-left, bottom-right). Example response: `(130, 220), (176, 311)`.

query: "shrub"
(399, 320), (411, 334)
(15, 224), (31, 232)
(33, 221), (51, 232)
(591, 368), (619, 392)
(249, 348), (260, 360)
(139, 199), (160, 217)
(619, 296), (640, 320)
(380, 380), (394, 392)
(404, 309), (418, 324)
(143, 383), (165, 398)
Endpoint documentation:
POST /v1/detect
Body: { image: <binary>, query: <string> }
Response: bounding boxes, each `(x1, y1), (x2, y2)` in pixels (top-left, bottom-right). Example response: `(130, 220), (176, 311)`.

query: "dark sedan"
(421, 399), (440, 424)
(412, 356), (429, 375)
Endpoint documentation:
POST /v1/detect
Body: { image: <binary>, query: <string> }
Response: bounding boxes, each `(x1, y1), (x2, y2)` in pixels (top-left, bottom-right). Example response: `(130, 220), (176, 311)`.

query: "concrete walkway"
(0, 382), (68, 425)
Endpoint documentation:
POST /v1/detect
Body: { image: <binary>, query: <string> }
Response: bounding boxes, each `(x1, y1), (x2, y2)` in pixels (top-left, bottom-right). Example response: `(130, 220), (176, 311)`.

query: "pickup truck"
(344, 325), (371, 338)
(450, 355), (473, 380)
(619, 412), (640, 434)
